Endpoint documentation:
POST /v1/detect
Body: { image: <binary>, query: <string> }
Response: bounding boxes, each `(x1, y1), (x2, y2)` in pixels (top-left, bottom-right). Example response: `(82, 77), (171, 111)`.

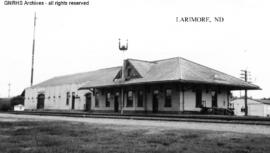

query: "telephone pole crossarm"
(240, 69), (250, 116)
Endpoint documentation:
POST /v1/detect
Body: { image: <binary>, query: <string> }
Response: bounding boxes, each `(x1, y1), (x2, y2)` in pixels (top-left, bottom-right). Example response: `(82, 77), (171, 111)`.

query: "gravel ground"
(1, 113), (270, 135)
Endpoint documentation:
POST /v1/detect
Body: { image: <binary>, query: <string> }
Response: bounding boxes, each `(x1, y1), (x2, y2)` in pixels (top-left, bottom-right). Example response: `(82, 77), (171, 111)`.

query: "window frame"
(126, 90), (134, 107)
(241, 106), (245, 112)
(105, 92), (111, 107)
(66, 92), (70, 105)
(127, 68), (132, 77)
(137, 90), (144, 107)
(164, 89), (172, 107)
(95, 93), (99, 107)
(195, 90), (202, 108)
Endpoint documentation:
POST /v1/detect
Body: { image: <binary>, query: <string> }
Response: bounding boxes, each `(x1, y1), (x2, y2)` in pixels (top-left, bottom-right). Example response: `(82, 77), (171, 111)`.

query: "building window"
(137, 90), (144, 107)
(66, 92), (70, 105)
(196, 90), (202, 108)
(127, 68), (132, 77)
(106, 92), (111, 107)
(165, 89), (172, 107)
(241, 106), (245, 112)
(95, 94), (99, 107)
(126, 91), (133, 107)
(211, 91), (218, 107)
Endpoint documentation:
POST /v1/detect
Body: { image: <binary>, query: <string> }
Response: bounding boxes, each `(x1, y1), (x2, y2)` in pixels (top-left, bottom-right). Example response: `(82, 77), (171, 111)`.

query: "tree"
(10, 95), (24, 107)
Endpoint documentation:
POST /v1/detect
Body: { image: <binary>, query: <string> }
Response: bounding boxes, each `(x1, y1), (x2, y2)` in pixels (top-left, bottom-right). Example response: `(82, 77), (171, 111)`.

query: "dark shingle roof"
(28, 57), (260, 90)
(80, 57), (260, 90)
(231, 98), (270, 105)
(29, 67), (121, 88)
(128, 59), (155, 77)
(256, 99), (270, 105)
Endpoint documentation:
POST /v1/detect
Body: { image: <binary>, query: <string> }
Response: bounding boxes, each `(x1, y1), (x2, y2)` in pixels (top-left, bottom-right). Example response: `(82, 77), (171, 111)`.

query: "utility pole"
(30, 12), (37, 86)
(240, 70), (251, 116)
(8, 82), (11, 98)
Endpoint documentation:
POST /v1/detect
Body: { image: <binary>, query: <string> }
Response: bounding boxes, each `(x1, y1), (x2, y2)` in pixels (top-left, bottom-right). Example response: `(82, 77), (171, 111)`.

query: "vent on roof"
(213, 74), (225, 81)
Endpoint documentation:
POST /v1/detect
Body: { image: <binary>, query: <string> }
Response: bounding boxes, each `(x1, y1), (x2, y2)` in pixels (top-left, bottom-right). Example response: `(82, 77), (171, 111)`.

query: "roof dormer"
(113, 59), (142, 82)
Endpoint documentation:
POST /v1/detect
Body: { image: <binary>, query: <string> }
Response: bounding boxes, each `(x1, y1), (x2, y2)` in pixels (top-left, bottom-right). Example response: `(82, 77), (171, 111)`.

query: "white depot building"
(24, 57), (259, 113)
(24, 67), (118, 111)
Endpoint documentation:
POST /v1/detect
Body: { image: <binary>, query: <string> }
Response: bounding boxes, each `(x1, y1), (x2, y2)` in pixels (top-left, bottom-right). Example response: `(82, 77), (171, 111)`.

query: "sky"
(0, 0), (269, 98)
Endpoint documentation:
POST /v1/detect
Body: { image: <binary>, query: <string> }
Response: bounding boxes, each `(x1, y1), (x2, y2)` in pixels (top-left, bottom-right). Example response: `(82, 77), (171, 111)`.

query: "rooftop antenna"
(118, 38), (128, 80)
(30, 12), (37, 86)
(119, 38), (128, 51)
(118, 38), (128, 115)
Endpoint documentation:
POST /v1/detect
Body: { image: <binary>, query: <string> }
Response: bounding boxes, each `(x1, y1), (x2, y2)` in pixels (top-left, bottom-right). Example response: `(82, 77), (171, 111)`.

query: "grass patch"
(0, 120), (270, 153)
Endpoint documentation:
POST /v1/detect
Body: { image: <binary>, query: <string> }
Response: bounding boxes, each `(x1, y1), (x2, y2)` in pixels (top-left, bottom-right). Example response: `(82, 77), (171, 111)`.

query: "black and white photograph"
(1, 0), (270, 152)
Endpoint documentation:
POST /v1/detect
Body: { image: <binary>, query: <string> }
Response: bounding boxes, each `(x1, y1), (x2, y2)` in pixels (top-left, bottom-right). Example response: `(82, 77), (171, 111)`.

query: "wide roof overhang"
(79, 79), (260, 91)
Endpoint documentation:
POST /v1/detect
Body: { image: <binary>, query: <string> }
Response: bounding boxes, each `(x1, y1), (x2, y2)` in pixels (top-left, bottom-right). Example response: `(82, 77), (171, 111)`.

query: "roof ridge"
(151, 56), (179, 62)
(52, 66), (122, 79)
(128, 57), (180, 63)
(127, 58), (154, 63)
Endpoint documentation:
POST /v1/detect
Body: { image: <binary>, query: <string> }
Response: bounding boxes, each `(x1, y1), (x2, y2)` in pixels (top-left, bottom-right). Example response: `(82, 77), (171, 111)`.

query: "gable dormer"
(124, 60), (142, 80)
(113, 59), (142, 82)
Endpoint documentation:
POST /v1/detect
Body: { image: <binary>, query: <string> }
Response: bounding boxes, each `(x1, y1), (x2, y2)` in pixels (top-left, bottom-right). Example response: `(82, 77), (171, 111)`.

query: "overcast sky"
(0, 0), (269, 98)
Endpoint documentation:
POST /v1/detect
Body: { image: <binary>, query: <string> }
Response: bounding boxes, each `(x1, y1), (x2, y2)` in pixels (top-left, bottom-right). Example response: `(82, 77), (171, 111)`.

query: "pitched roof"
(231, 98), (270, 105)
(128, 59), (155, 77)
(29, 67), (121, 89)
(80, 57), (260, 90)
(256, 99), (270, 105)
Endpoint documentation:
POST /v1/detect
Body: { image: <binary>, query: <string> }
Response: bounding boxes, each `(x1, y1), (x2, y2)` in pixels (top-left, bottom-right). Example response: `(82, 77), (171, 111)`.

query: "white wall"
(249, 104), (264, 116)
(25, 84), (230, 113)
(202, 90), (212, 108)
(218, 91), (228, 108)
(232, 99), (245, 116)
(231, 99), (270, 117)
(91, 85), (181, 112)
(183, 89), (229, 111)
(183, 90), (199, 111)
(264, 106), (270, 117)
(24, 83), (89, 111)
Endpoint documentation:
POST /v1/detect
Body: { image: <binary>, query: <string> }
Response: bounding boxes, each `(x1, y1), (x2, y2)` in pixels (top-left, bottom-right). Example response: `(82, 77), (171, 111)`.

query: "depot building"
(24, 57), (259, 114)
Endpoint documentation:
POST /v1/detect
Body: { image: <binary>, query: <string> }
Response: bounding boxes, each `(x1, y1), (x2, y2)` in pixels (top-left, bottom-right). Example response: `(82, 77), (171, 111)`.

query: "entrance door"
(37, 94), (45, 109)
(85, 93), (91, 111)
(152, 91), (159, 113)
(114, 95), (119, 112)
(71, 92), (75, 110)
(212, 91), (218, 107)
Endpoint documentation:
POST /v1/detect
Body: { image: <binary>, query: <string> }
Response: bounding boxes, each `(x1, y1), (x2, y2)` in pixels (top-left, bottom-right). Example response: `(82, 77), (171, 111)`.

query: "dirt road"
(1, 113), (270, 135)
